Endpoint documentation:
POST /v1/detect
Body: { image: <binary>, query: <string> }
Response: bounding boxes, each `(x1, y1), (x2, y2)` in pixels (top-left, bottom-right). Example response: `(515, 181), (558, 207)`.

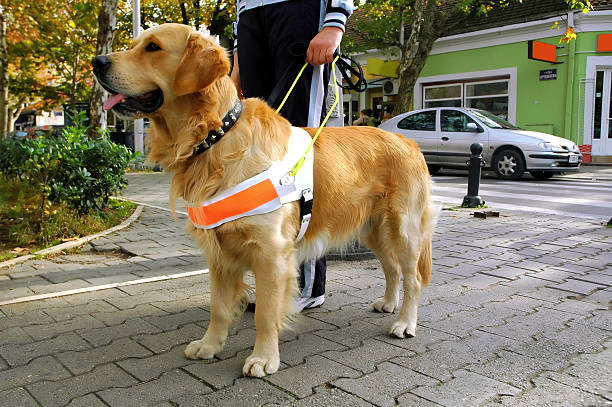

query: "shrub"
(0, 114), (136, 215)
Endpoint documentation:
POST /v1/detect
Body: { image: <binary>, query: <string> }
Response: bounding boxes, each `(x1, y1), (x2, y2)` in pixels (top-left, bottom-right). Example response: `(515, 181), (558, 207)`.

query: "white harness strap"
(185, 127), (314, 242)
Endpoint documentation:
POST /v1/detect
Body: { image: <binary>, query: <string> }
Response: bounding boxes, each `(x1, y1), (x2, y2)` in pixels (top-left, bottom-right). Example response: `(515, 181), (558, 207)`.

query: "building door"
(593, 69), (612, 155)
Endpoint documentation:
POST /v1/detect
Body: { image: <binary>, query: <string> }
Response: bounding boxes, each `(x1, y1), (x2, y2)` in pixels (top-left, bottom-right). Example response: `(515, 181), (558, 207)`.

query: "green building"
(345, 0), (612, 162)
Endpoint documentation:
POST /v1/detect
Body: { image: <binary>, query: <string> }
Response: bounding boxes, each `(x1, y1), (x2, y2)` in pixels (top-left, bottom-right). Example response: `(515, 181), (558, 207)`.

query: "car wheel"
(428, 165), (441, 175)
(493, 149), (525, 180)
(530, 171), (554, 180)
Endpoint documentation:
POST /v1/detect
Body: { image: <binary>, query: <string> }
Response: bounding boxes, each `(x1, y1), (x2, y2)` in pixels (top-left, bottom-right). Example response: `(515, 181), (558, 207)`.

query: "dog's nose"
(92, 55), (112, 76)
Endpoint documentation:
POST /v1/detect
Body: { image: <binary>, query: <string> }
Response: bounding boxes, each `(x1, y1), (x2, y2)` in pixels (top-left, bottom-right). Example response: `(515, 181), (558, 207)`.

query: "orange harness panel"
(185, 127), (314, 241)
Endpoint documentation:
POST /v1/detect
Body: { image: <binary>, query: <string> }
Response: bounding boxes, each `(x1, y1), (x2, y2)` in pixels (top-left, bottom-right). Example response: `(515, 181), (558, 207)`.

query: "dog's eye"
(145, 42), (161, 52)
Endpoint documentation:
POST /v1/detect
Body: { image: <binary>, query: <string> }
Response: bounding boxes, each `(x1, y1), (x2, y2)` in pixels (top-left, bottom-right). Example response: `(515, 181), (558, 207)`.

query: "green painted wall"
(419, 31), (612, 144)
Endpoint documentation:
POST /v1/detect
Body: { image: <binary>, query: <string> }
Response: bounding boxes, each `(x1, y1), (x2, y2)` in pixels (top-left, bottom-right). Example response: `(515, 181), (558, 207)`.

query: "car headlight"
(571, 144), (581, 153)
(538, 142), (566, 152)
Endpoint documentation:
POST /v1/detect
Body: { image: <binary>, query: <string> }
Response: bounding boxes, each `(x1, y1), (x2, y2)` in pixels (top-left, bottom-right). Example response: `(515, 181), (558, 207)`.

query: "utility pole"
(133, 0), (144, 154)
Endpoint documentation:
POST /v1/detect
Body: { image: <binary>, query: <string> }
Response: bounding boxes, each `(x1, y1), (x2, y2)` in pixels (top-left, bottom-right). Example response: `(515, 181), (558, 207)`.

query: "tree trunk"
(180, 3), (189, 25)
(394, 0), (440, 115)
(0, 7), (8, 138)
(90, 0), (119, 137)
(193, 0), (201, 31)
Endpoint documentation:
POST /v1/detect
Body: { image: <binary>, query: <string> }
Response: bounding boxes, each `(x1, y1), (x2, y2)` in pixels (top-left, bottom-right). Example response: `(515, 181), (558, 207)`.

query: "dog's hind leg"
(185, 263), (245, 360)
(362, 219), (401, 313)
(242, 251), (297, 377)
(388, 210), (430, 339)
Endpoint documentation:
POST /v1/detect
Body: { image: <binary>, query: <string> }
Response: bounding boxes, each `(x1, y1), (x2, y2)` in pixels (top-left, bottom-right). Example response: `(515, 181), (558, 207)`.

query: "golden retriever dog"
(93, 23), (436, 377)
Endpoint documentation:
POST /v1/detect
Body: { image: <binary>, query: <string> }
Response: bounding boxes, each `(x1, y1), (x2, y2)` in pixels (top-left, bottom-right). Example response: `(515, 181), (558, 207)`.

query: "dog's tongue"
(104, 93), (125, 110)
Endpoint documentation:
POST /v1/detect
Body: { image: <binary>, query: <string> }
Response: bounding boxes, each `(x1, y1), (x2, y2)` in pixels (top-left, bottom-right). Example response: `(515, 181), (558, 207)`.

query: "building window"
(423, 79), (509, 120)
(465, 80), (509, 119)
(424, 84), (462, 108)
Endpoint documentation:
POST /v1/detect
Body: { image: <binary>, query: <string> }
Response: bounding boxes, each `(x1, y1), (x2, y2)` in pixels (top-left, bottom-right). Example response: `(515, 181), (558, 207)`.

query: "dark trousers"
(237, 0), (330, 126)
(237, 0), (328, 297)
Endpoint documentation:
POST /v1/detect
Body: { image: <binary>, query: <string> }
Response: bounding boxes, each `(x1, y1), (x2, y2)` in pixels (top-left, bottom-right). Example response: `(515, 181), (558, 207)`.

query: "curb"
(0, 205), (144, 271)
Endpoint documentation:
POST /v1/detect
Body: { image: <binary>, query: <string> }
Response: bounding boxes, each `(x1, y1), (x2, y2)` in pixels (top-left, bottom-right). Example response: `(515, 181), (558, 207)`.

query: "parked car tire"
(493, 148), (525, 180)
(529, 170), (554, 180)
(428, 165), (441, 175)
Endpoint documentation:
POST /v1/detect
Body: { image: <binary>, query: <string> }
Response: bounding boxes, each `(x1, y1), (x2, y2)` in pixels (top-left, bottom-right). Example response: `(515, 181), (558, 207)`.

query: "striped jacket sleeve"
(323, 0), (354, 32)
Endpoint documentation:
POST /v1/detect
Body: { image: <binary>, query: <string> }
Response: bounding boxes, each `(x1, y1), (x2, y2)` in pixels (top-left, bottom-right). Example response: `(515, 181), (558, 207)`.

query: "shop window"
(424, 84), (461, 108)
(423, 79), (509, 120)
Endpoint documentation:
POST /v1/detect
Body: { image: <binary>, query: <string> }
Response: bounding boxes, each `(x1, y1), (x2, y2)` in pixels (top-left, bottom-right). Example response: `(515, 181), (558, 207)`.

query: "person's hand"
(306, 26), (343, 66)
(231, 51), (243, 98)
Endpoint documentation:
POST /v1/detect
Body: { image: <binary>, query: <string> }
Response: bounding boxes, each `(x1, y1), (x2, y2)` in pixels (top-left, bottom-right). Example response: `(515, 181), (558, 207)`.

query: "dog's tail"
(417, 203), (439, 287)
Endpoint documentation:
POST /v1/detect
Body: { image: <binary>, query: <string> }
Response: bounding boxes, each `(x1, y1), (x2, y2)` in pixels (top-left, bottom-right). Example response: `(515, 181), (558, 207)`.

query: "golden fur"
(95, 23), (436, 377)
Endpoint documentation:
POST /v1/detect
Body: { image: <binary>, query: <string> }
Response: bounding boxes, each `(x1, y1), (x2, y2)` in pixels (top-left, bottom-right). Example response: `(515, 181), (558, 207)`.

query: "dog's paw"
(372, 298), (398, 313)
(184, 339), (218, 360)
(242, 354), (280, 377)
(389, 321), (416, 339)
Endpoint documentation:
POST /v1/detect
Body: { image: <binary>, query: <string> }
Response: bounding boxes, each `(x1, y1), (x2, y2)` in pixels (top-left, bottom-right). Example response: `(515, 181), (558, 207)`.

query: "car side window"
(397, 111), (436, 131)
(441, 110), (480, 132)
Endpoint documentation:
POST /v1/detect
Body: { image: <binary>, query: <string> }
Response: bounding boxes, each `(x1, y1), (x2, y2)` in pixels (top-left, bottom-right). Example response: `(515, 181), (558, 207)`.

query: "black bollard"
(462, 143), (485, 208)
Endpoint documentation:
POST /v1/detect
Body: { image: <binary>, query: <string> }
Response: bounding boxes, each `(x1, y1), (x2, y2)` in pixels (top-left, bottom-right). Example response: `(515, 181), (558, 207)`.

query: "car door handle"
(441, 137), (449, 141)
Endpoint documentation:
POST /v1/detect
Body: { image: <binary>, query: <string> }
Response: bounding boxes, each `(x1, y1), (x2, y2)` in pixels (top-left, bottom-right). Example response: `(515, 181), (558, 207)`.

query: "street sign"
(539, 69), (557, 81)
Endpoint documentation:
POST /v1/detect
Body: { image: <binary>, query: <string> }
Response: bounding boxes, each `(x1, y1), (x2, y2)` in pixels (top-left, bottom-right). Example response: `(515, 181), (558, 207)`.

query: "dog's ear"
(173, 33), (230, 96)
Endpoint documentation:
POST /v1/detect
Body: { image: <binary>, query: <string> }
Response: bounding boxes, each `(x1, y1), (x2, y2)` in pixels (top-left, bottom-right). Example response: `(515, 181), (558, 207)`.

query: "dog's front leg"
(242, 255), (296, 377)
(185, 266), (242, 360)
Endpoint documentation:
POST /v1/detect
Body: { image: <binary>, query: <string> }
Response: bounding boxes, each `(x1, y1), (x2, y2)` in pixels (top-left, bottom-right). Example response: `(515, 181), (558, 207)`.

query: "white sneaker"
(294, 295), (325, 313)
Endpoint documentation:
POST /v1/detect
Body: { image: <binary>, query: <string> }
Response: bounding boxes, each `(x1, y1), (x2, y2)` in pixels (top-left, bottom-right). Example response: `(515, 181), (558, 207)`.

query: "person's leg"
(237, 7), (275, 100)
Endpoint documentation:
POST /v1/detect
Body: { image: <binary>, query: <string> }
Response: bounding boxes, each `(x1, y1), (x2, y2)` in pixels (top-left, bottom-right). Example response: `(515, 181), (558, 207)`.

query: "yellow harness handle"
(275, 55), (340, 177)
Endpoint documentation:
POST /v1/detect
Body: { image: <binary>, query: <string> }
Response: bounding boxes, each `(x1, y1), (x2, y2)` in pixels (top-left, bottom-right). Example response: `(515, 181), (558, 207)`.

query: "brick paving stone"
(411, 369), (521, 406)
(23, 315), (106, 341)
(103, 291), (177, 310)
(483, 307), (583, 341)
(265, 355), (361, 398)
(183, 349), (251, 389)
(552, 278), (606, 295)
(291, 385), (376, 406)
(496, 376), (610, 406)
(396, 392), (442, 406)
(573, 309), (612, 333)
(573, 271), (612, 286)
(77, 317), (162, 346)
(0, 387), (40, 406)
(143, 307), (210, 330)
(280, 333), (349, 366)
(117, 346), (195, 381)
(478, 265), (530, 280)
(314, 319), (387, 348)
(168, 377), (293, 407)
(434, 263), (488, 278)
(65, 393), (108, 407)
(429, 303), (524, 338)
(527, 267), (579, 283)
(27, 364), (138, 407)
(0, 326), (33, 346)
(418, 299), (475, 325)
(57, 337), (152, 375)
(43, 300), (118, 321)
(392, 330), (518, 382)
(376, 326), (458, 354)
(544, 348), (612, 399)
(333, 361), (438, 407)
(323, 338), (414, 374)
(459, 273), (507, 289)
(134, 323), (204, 353)
(0, 356), (72, 392)
(466, 349), (558, 390)
(99, 368), (212, 407)
(92, 303), (168, 325)
(584, 287), (612, 305)
(0, 331), (91, 367)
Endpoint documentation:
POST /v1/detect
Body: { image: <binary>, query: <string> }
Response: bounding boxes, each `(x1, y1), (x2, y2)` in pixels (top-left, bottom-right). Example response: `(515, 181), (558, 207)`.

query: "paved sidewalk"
(0, 172), (610, 406)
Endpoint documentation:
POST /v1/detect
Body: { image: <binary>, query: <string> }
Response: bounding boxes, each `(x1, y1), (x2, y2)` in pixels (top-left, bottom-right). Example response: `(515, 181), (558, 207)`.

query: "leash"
(277, 55), (340, 178)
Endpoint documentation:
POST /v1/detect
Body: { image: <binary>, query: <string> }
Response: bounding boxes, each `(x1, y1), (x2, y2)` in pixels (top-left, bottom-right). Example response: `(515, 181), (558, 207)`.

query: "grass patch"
(0, 177), (135, 262)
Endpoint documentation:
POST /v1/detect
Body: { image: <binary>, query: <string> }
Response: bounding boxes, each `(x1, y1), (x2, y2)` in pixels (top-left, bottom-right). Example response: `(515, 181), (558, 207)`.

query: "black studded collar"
(192, 99), (243, 158)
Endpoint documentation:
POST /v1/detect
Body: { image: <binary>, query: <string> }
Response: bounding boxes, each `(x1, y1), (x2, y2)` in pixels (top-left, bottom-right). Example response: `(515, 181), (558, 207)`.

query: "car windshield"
(468, 109), (521, 130)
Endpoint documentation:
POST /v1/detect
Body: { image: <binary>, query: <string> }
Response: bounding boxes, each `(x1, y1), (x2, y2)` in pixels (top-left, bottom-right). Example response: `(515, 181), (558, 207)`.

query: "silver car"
(378, 107), (583, 180)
